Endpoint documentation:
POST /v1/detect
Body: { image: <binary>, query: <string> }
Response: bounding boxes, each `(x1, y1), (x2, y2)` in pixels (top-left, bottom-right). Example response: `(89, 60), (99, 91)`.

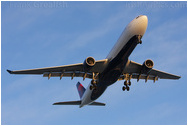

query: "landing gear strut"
(122, 80), (131, 91)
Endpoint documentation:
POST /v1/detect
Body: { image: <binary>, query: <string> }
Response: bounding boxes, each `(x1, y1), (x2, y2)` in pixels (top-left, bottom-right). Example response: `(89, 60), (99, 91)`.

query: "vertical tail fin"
(76, 82), (86, 99)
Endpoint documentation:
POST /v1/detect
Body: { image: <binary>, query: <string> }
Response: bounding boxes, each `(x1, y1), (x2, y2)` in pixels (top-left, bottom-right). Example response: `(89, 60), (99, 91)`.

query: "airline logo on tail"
(76, 82), (86, 98)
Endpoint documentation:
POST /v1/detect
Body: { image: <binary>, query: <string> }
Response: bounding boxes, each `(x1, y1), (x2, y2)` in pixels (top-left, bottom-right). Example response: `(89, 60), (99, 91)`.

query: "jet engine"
(141, 59), (154, 74)
(83, 57), (96, 71)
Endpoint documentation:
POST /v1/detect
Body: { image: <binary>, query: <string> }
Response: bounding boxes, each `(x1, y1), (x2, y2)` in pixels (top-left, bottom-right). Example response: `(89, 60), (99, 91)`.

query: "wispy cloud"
(2, 1), (186, 125)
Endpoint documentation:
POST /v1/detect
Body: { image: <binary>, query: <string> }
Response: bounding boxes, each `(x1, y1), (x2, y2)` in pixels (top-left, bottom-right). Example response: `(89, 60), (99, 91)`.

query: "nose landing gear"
(137, 35), (142, 44)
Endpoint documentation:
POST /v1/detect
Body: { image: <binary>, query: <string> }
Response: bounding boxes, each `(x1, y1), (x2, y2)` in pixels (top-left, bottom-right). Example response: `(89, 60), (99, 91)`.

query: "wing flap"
(118, 74), (158, 81)
(43, 72), (93, 79)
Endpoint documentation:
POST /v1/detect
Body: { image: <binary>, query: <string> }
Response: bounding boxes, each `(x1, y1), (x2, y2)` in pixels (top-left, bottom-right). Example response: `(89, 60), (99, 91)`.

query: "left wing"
(120, 60), (181, 82)
(7, 59), (108, 80)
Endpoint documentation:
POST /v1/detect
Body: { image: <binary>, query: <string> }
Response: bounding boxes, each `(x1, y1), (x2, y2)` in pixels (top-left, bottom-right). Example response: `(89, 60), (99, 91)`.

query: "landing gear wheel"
(90, 84), (97, 90)
(90, 85), (93, 90)
(122, 86), (126, 91)
(93, 83), (97, 87)
(122, 86), (130, 91)
(127, 86), (130, 91)
(124, 81), (128, 86)
(90, 79), (98, 90)
(139, 40), (142, 44)
(124, 80), (131, 86)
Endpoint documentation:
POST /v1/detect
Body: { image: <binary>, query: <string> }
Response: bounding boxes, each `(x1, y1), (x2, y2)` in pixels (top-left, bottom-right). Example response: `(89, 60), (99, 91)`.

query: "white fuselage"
(106, 15), (148, 61)
(80, 15), (148, 108)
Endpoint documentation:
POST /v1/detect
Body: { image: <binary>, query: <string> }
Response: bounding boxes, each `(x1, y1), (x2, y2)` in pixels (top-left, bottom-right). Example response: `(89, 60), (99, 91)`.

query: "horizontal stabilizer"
(89, 102), (106, 106)
(53, 100), (105, 106)
(53, 101), (81, 105)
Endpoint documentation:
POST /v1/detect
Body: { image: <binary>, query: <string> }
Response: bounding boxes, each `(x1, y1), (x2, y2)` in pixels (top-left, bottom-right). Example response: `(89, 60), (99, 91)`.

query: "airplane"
(7, 15), (181, 108)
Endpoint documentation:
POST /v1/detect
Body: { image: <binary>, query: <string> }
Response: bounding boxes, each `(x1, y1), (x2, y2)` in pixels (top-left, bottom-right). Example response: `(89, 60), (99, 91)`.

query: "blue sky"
(2, 1), (187, 125)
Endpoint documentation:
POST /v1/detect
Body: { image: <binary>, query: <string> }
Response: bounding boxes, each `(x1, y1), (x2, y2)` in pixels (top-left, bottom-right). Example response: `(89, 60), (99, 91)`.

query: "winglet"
(7, 69), (12, 74)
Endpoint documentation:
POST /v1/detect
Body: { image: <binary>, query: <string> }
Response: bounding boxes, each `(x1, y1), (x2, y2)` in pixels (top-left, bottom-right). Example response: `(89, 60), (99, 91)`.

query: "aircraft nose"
(133, 15), (148, 36)
(136, 15), (148, 20)
(139, 15), (148, 25)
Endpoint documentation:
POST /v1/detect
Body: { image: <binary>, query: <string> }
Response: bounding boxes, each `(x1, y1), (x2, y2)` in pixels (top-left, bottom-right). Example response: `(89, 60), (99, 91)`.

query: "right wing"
(7, 59), (108, 80)
(120, 60), (181, 82)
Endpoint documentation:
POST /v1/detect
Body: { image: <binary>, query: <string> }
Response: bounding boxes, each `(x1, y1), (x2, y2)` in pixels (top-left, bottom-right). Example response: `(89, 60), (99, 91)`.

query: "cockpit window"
(136, 15), (140, 19)
(136, 15), (143, 19)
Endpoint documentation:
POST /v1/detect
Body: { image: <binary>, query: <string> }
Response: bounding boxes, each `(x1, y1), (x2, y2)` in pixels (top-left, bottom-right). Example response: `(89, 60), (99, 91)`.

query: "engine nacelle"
(83, 57), (96, 71)
(141, 59), (154, 74)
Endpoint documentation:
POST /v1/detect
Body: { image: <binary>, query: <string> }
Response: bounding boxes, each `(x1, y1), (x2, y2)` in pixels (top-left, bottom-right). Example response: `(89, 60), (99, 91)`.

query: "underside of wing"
(7, 59), (108, 80)
(7, 63), (83, 74)
(121, 60), (181, 82)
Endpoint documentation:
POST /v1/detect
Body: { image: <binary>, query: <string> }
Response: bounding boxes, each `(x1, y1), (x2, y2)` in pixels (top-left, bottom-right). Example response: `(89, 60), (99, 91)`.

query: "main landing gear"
(122, 80), (131, 91)
(90, 80), (97, 90)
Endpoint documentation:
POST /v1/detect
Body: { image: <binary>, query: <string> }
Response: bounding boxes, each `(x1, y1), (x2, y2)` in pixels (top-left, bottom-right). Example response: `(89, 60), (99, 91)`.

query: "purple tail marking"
(76, 82), (86, 99)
